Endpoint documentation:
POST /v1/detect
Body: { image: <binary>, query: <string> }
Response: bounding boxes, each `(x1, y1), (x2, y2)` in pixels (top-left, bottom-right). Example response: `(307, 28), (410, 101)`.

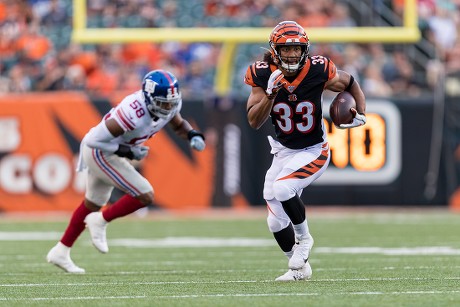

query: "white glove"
(339, 108), (366, 129)
(190, 136), (205, 151)
(131, 145), (149, 160)
(266, 69), (285, 99)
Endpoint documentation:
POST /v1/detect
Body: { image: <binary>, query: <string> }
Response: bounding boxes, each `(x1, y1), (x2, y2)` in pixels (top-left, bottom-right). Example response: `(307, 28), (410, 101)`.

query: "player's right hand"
(339, 108), (366, 129)
(131, 145), (149, 160)
(266, 69), (285, 99)
(190, 136), (205, 151)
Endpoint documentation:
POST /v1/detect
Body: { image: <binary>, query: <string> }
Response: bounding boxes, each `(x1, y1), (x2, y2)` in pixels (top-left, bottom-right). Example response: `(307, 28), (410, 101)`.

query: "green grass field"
(1, 208), (460, 306)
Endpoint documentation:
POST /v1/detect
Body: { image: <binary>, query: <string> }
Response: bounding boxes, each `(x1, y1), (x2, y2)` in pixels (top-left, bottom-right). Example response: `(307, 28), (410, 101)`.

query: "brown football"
(329, 91), (356, 127)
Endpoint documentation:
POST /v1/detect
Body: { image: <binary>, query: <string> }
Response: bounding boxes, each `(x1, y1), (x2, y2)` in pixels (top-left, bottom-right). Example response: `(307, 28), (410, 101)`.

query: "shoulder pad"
(244, 61), (272, 88)
(308, 55), (337, 80)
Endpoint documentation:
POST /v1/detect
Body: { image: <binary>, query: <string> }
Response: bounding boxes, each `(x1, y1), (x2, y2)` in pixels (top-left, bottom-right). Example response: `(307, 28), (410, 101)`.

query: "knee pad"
(263, 185), (274, 201)
(272, 180), (296, 202)
(267, 213), (291, 233)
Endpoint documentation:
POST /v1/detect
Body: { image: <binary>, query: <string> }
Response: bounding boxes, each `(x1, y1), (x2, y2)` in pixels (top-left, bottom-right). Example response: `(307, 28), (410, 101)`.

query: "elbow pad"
(83, 122), (119, 153)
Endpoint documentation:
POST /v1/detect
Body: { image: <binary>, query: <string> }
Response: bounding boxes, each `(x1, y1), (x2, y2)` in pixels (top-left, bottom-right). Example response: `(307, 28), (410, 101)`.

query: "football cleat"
(288, 234), (314, 269)
(84, 212), (109, 253)
(275, 262), (312, 281)
(46, 242), (85, 274)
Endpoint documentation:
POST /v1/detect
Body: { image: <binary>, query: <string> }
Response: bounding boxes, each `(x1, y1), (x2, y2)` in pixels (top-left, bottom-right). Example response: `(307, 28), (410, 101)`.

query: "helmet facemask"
(271, 43), (308, 73)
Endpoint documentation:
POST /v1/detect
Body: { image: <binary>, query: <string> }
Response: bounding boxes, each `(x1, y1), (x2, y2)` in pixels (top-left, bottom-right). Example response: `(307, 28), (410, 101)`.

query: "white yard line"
(2, 232), (460, 255)
(2, 289), (460, 302)
(0, 296), (147, 301)
(2, 276), (460, 288)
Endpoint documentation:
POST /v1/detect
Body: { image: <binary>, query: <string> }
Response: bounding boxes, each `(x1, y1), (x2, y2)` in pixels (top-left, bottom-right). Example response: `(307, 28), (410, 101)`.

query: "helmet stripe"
(158, 70), (176, 94)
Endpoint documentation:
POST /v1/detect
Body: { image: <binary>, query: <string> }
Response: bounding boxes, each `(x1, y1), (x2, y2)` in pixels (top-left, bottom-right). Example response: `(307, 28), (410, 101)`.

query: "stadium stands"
(0, 0), (456, 99)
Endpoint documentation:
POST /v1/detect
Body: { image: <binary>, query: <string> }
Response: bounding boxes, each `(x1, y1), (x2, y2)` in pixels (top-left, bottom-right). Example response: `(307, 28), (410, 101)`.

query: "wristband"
(265, 92), (277, 100)
(187, 130), (205, 141)
(114, 144), (134, 160)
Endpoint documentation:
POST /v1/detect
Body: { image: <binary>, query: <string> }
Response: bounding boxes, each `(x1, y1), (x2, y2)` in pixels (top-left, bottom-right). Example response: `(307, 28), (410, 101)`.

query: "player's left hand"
(339, 108), (366, 129)
(190, 136), (206, 151)
(131, 145), (149, 160)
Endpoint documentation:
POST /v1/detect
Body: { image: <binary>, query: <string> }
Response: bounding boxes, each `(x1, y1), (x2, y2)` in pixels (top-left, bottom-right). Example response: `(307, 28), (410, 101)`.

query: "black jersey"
(245, 55), (337, 149)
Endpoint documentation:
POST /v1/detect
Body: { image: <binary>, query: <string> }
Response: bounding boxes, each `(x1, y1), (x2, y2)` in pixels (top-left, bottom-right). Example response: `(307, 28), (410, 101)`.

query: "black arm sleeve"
(345, 75), (355, 92)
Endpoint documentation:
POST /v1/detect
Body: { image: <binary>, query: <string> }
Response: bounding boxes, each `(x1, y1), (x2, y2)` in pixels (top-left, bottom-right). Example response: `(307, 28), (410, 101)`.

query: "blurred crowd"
(0, 0), (459, 99)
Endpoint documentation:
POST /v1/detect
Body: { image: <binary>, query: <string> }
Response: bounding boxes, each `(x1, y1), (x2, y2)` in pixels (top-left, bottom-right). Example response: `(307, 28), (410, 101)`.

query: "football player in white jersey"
(46, 70), (206, 273)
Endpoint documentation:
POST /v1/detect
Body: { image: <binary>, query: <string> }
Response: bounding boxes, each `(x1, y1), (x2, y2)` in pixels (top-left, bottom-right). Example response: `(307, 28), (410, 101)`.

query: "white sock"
(284, 250), (294, 259)
(293, 221), (309, 241)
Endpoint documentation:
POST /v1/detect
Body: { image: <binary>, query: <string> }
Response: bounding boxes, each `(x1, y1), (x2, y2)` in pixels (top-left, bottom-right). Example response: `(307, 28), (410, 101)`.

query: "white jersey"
(76, 90), (181, 171)
(104, 90), (181, 146)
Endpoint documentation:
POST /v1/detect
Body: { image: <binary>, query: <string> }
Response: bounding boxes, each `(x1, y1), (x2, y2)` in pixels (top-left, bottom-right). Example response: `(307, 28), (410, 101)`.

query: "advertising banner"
(0, 92), (214, 212)
(0, 92), (446, 212)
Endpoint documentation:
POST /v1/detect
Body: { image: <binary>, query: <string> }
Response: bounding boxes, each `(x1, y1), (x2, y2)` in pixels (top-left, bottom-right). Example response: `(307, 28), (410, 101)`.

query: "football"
(329, 91), (356, 127)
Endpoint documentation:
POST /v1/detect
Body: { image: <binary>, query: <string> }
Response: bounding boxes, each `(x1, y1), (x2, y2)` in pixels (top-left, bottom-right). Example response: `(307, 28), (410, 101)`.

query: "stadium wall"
(0, 92), (448, 212)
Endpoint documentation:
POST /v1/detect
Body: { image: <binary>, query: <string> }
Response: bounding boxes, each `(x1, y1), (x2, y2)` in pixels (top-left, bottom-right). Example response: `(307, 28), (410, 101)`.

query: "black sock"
(273, 223), (295, 252)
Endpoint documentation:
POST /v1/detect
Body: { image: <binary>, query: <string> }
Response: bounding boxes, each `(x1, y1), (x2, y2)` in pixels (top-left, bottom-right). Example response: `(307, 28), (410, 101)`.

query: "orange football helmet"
(269, 21), (310, 73)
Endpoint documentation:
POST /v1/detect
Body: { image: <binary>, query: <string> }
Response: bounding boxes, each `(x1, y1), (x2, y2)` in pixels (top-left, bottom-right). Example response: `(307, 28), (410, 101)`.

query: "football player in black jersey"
(244, 21), (366, 281)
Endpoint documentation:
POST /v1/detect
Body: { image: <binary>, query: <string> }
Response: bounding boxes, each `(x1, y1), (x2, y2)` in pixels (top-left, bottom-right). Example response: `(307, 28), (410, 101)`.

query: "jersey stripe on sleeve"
(115, 109), (135, 131)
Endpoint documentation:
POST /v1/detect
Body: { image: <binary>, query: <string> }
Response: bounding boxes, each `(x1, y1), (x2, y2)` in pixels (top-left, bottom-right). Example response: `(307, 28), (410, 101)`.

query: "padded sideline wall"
(0, 92), (446, 212)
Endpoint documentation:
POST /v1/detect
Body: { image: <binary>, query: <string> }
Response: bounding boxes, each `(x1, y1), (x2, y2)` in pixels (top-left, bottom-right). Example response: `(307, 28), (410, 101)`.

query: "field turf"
(1, 208), (459, 306)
